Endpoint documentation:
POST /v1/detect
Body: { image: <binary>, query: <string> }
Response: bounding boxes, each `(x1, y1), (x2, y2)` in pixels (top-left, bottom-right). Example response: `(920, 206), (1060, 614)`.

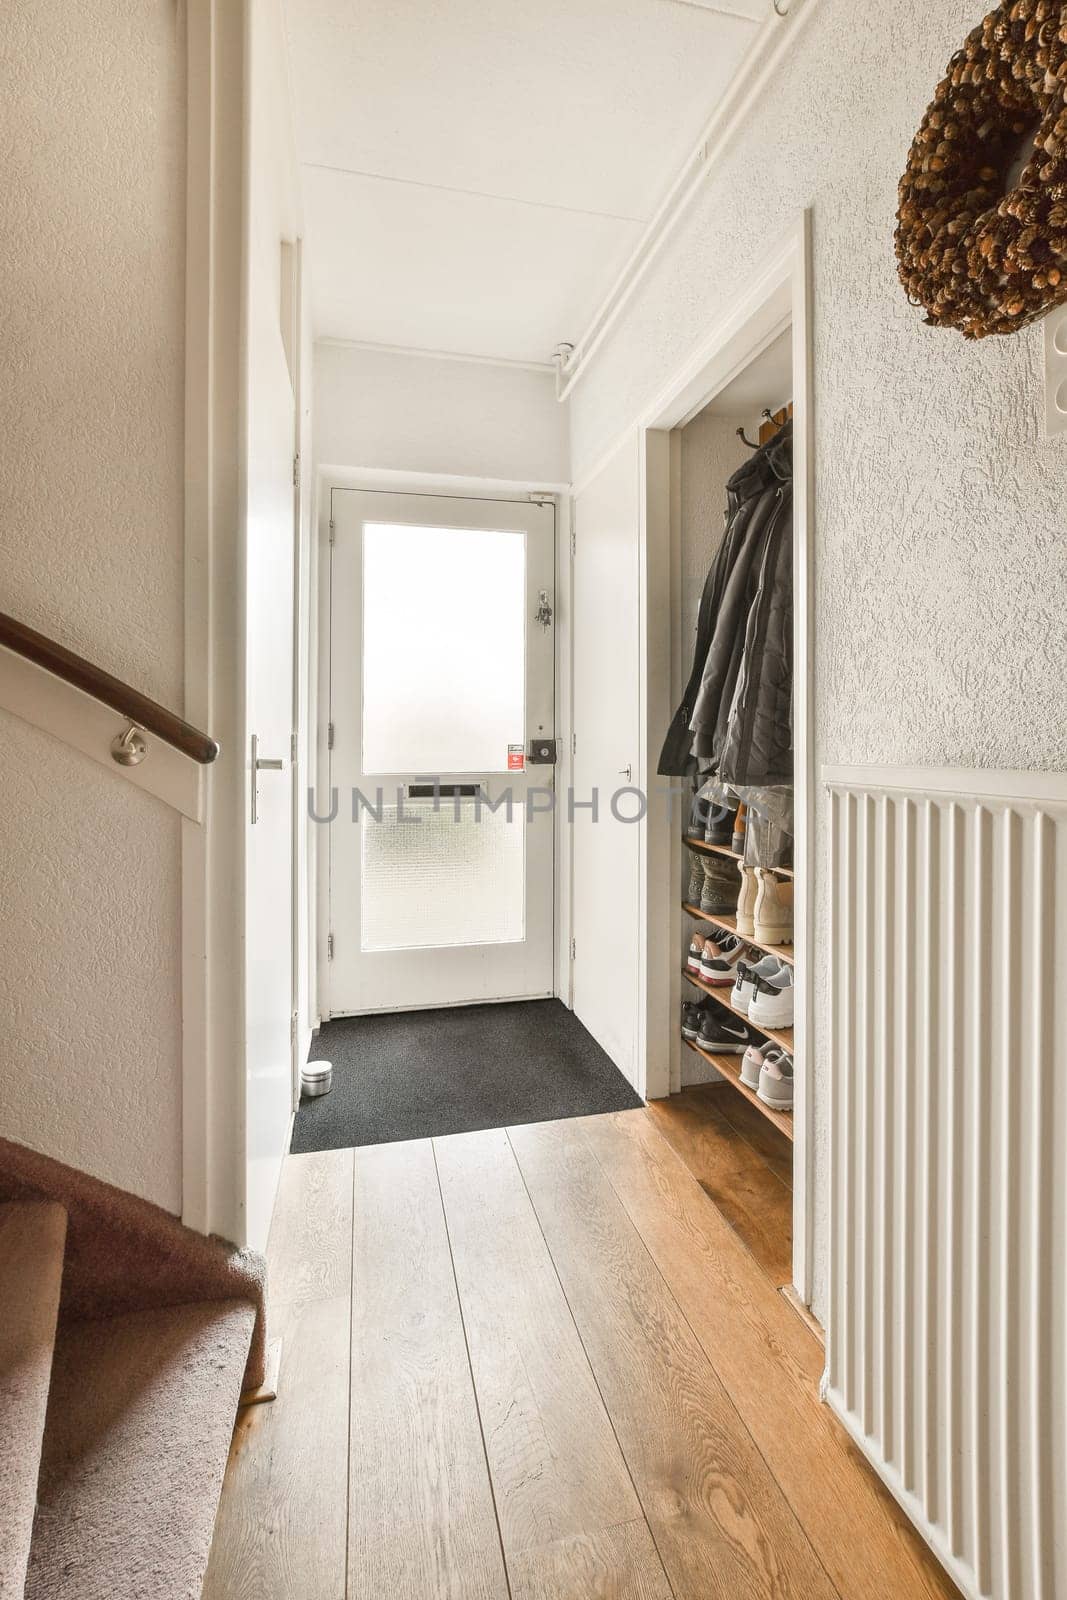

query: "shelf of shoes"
(683, 835), (793, 877)
(681, 967), (794, 1054)
(682, 901), (794, 966)
(681, 1036), (794, 1141)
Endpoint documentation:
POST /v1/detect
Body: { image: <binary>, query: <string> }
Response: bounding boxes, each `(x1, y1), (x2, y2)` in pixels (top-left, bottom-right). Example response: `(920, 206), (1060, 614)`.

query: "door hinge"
(570, 936), (576, 962)
(293, 454), (300, 488)
(291, 731), (298, 763)
(327, 932), (334, 961)
(569, 505), (576, 557)
(328, 517), (336, 545)
(327, 721), (335, 750)
(571, 731), (577, 757)
(290, 1011), (297, 1047)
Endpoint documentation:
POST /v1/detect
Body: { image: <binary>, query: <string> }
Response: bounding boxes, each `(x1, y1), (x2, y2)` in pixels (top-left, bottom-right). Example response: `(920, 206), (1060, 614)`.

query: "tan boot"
(736, 865), (758, 937)
(753, 869), (793, 945)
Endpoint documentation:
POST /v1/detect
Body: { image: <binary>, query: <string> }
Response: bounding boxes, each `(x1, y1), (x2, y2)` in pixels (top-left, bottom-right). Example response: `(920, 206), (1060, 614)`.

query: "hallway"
(204, 1111), (958, 1600)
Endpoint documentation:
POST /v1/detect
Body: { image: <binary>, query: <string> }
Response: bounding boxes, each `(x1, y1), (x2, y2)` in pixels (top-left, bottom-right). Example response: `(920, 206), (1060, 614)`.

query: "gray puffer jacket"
(689, 424), (793, 784)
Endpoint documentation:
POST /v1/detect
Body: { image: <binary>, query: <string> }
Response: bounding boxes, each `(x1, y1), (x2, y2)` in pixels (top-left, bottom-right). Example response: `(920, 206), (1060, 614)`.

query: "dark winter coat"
(657, 445), (779, 776)
(717, 432), (793, 785)
(659, 424), (793, 781)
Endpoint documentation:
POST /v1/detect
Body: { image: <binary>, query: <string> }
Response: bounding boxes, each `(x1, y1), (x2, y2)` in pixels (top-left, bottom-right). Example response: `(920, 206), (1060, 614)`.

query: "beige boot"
(753, 869), (793, 945)
(736, 865), (758, 937)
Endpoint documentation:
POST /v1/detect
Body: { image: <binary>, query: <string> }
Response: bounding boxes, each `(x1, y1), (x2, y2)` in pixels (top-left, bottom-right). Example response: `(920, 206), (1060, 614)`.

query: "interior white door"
(244, 307), (296, 1251)
(571, 440), (641, 1087)
(328, 490), (556, 1014)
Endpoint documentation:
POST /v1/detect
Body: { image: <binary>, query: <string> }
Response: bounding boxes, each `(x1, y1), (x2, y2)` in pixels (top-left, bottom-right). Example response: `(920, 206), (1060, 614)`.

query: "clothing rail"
(0, 610), (219, 765)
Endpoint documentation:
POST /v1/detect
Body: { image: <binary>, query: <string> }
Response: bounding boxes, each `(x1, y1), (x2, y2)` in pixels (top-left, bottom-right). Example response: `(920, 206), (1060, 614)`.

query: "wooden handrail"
(0, 611), (220, 765)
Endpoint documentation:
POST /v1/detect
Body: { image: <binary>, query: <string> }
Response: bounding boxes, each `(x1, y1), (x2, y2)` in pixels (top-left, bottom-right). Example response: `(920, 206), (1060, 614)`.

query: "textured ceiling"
(284, 0), (763, 361)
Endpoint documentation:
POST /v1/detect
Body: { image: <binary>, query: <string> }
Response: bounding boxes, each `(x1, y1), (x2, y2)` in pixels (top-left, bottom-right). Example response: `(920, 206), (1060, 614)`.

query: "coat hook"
(761, 407), (788, 433)
(736, 426), (760, 450)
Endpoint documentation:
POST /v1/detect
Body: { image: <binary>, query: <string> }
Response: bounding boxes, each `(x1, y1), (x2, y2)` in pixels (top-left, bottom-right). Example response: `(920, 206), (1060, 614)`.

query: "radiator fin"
(825, 770), (1067, 1600)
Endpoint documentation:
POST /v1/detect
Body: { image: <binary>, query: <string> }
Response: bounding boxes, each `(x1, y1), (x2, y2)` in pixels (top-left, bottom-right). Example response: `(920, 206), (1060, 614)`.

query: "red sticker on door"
(507, 744), (525, 771)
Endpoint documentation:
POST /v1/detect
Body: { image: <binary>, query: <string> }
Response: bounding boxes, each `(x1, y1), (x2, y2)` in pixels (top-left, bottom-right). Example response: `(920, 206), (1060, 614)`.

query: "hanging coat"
(717, 439), (793, 786)
(702, 424), (792, 783)
(662, 422), (796, 777)
(656, 443), (779, 777)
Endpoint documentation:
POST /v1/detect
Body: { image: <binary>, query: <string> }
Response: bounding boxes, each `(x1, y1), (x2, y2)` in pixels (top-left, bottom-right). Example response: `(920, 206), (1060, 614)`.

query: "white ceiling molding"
(556, 0), (825, 400)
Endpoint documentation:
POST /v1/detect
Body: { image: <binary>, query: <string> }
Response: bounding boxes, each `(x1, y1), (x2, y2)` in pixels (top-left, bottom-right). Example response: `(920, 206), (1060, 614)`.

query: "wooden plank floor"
(204, 1111), (961, 1600)
(647, 1083), (794, 1286)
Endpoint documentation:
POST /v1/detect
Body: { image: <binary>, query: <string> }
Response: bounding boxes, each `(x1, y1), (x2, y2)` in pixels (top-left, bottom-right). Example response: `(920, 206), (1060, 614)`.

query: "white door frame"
(313, 465), (572, 1028)
(572, 212), (814, 1300)
(181, 0), (244, 1241)
(181, 0), (308, 1244)
(282, 236), (313, 1107)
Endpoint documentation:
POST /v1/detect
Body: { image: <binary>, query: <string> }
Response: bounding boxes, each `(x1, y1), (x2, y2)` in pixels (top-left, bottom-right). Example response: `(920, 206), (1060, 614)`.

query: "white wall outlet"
(1044, 303), (1067, 438)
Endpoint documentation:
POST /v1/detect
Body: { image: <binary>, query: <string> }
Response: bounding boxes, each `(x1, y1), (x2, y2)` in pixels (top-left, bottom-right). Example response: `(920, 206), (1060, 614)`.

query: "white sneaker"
(699, 933), (747, 986)
(748, 963), (794, 1028)
(758, 1049), (794, 1109)
(686, 928), (707, 974)
(731, 954), (782, 1015)
(740, 1042), (768, 1089)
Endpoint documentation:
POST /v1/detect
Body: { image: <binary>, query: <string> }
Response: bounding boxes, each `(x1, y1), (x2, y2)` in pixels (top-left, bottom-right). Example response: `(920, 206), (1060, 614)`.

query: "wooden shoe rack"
(682, 834), (794, 1140)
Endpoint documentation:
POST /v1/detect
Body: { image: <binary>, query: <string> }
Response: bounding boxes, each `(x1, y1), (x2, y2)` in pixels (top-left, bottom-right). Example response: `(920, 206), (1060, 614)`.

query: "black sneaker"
(681, 1000), (708, 1040)
(696, 1009), (754, 1054)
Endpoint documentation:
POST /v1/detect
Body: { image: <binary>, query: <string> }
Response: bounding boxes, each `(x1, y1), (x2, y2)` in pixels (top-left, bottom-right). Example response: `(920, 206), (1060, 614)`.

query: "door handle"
(251, 734), (286, 824)
(618, 765), (632, 783)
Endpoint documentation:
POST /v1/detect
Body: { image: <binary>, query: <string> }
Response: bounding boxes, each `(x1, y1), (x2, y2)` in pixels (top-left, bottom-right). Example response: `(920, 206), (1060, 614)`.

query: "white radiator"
(823, 766), (1067, 1600)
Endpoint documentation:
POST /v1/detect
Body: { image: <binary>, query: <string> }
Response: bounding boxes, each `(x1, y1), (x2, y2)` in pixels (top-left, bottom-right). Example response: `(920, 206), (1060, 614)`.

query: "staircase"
(0, 1139), (266, 1600)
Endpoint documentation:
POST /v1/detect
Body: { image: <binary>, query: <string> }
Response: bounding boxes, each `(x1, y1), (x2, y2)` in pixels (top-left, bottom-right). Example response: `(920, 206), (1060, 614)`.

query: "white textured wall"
(315, 342), (569, 484)
(0, 0), (186, 1208)
(569, 0), (1067, 1322)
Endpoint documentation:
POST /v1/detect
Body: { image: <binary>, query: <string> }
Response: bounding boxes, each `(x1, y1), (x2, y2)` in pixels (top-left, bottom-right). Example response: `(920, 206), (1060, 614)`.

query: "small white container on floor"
(301, 1060), (333, 1098)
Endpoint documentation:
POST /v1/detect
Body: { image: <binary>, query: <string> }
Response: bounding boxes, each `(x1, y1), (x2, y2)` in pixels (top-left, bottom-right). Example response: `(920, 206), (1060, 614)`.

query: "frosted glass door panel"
(362, 522), (526, 774)
(329, 488), (555, 1013)
(361, 799), (525, 951)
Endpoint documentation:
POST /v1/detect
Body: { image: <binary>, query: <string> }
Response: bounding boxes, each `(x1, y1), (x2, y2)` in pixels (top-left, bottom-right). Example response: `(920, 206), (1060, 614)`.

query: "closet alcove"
(652, 326), (801, 1295)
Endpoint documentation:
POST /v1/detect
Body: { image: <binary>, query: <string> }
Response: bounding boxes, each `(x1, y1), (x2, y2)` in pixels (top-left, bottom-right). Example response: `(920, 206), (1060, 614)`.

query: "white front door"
(328, 490), (556, 1015)
(571, 441), (641, 1087)
(243, 301), (297, 1252)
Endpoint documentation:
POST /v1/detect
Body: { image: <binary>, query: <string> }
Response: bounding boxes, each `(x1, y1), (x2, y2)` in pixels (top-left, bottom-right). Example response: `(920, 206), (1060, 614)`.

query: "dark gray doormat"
(290, 998), (643, 1153)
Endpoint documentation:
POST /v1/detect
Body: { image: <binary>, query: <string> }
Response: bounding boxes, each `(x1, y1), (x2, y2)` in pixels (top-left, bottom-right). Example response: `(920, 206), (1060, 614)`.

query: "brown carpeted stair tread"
(0, 1136), (267, 1392)
(25, 1298), (255, 1600)
(0, 1201), (67, 1600)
